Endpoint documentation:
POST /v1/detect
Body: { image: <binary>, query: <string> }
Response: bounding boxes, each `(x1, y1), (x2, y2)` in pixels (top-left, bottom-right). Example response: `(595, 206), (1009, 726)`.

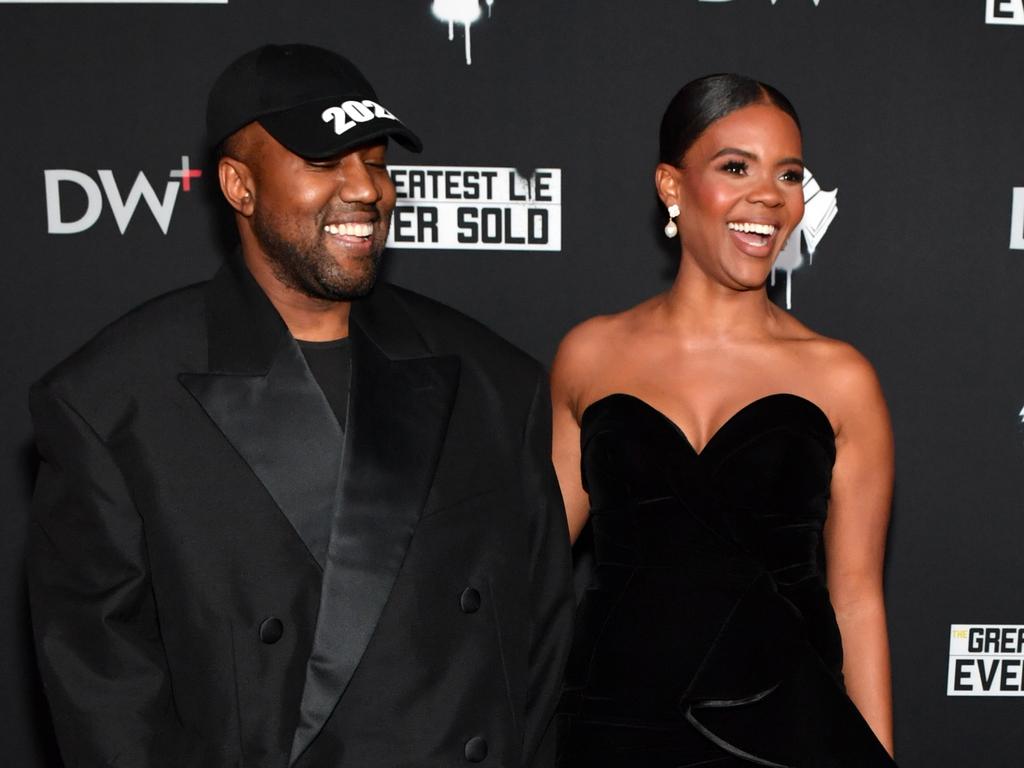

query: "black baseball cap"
(207, 43), (422, 159)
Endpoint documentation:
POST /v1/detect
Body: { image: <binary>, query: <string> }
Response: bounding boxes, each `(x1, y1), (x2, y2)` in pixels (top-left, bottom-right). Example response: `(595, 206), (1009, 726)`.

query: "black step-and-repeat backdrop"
(2, 1), (1023, 765)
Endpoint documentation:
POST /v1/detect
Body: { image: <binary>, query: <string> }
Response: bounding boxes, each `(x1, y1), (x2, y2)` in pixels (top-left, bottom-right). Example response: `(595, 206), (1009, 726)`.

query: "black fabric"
(207, 43), (422, 156)
(27, 261), (574, 768)
(297, 338), (352, 432)
(289, 330), (460, 763)
(180, 259), (343, 572)
(558, 393), (896, 767)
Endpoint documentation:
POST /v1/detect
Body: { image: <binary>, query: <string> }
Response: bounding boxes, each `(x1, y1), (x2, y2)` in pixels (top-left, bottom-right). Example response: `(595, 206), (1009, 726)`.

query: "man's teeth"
(323, 223), (374, 237)
(727, 222), (776, 236)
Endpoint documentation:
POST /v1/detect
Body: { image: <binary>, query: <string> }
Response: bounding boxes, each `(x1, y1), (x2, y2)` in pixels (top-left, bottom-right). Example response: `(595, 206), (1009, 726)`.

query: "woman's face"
(662, 102), (805, 291)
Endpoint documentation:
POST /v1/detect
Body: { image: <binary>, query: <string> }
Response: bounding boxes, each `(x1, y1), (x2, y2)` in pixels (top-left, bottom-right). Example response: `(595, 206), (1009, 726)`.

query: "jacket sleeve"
(27, 385), (199, 768)
(520, 372), (574, 767)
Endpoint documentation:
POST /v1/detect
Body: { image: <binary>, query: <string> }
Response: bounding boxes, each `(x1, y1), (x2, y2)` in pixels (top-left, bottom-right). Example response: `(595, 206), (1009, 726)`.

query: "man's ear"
(654, 162), (682, 210)
(218, 157), (255, 216)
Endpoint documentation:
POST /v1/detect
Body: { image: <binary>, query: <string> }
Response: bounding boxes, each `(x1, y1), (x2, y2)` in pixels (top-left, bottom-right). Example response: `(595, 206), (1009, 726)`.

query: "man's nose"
(337, 158), (381, 204)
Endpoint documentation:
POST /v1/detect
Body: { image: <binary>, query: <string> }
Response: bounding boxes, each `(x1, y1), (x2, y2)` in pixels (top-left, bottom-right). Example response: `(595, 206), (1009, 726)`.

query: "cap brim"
(258, 97), (422, 159)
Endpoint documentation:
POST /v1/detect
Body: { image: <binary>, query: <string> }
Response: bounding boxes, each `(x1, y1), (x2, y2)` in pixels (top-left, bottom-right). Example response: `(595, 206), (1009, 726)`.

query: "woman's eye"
(781, 169), (804, 183)
(721, 160), (747, 175)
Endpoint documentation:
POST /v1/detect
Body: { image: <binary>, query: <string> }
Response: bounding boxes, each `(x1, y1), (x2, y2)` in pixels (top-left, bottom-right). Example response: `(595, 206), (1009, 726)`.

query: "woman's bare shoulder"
(774, 311), (875, 378)
(803, 335), (879, 393)
(766, 307), (886, 419)
(786, 330), (888, 436)
(551, 302), (658, 409)
(555, 302), (654, 367)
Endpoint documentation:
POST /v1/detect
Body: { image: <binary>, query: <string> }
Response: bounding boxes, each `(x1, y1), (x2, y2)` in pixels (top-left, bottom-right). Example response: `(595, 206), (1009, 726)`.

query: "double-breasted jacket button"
(258, 617), (284, 644)
(460, 587), (481, 614)
(464, 735), (488, 762)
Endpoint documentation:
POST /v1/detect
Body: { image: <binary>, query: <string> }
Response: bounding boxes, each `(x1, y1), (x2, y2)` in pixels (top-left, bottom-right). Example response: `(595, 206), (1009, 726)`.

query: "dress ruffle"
(682, 576), (895, 768)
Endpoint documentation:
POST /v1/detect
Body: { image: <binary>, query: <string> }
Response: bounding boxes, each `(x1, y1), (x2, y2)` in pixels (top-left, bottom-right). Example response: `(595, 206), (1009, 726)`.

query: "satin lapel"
(178, 260), (340, 570)
(179, 345), (341, 570)
(290, 310), (460, 764)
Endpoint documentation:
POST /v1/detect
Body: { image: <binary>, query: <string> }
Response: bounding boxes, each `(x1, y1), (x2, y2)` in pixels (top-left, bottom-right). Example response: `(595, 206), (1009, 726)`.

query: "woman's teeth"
(324, 222), (373, 237)
(727, 222), (776, 236)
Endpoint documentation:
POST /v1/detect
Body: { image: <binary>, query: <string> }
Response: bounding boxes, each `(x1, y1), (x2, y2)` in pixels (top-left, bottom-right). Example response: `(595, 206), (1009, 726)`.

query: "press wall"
(2, 2), (1024, 765)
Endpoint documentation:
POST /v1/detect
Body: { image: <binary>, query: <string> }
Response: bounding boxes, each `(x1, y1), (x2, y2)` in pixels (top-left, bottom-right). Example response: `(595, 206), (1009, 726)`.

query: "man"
(28, 43), (573, 768)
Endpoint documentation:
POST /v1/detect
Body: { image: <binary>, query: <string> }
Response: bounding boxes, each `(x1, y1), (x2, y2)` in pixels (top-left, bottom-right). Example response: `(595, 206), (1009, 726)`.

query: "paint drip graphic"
(700, 0), (821, 5)
(431, 0), (494, 65)
(771, 168), (838, 309)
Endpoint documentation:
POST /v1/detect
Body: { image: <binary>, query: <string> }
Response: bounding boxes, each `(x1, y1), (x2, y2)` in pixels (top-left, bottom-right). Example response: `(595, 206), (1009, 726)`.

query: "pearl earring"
(664, 204), (680, 238)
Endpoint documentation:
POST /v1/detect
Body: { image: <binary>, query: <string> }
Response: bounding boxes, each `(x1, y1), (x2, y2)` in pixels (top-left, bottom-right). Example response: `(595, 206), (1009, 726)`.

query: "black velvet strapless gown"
(558, 393), (896, 767)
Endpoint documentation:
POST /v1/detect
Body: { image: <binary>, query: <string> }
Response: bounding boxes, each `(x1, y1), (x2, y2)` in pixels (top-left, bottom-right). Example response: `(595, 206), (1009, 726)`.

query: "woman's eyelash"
(718, 160), (804, 183)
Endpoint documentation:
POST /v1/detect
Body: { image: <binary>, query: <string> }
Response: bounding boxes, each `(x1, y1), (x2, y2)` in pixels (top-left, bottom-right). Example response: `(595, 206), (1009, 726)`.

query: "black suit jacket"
(28, 258), (574, 768)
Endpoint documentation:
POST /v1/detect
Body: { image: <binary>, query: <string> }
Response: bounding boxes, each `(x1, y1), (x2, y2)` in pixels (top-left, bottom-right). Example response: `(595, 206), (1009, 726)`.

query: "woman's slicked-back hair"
(658, 74), (801, 166)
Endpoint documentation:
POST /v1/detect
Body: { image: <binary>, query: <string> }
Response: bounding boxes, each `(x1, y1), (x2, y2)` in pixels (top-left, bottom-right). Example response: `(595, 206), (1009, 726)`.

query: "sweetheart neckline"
(580, 392), (834, 457)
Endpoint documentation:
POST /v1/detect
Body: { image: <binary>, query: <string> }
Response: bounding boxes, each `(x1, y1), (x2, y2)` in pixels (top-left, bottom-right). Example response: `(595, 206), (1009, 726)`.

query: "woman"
(551, 74), (897, 767)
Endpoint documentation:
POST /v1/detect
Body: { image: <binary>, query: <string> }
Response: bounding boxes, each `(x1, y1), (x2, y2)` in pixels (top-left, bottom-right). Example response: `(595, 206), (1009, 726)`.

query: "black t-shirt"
(297, 337), (352, 432)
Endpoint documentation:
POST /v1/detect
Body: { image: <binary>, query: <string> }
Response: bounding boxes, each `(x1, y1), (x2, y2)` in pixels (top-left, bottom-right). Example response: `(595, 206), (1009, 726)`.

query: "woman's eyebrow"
(710, 147), (804, 168)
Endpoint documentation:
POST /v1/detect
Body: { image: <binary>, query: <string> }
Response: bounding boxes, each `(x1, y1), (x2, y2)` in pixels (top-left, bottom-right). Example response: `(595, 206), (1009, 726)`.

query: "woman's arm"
(823, 346), (895, 756)
(549, 324), (598, 544)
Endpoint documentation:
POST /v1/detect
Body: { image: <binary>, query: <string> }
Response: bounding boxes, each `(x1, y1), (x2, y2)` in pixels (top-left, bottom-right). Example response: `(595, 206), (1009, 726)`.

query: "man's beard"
(250, 205), (388, 301)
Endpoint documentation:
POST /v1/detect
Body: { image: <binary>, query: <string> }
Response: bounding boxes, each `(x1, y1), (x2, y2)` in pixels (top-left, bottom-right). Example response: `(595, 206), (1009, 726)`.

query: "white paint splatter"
(701, 0), (821, 5)
(431, 0), (491, 65)
(770, 168), (838, 309)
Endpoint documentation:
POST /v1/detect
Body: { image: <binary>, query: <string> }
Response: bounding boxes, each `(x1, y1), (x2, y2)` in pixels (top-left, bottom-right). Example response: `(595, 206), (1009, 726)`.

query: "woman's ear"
(654, 163), (681, 210)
